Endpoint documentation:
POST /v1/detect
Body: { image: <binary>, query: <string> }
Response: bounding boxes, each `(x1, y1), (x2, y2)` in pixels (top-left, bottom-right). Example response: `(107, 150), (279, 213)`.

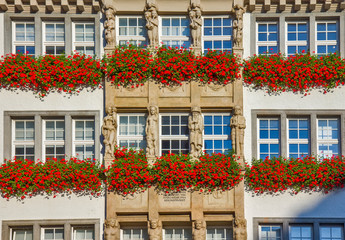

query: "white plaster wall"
(243, 86), (345, 239)
(243, 13), (251, 59)
(0, 89), (104, 162)
(0, 13), (4, 58)
(0, 90), (105, 238)
(0, 194), (105, 239)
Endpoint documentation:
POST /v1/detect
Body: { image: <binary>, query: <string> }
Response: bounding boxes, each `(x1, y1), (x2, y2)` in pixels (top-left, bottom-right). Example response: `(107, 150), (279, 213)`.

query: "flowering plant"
(104, 45), (153, 87)
(245, 156), (345, 194)
(0, 53), (104, 97)
(0, 158), (103, 199)
(243, 52), (345, 93)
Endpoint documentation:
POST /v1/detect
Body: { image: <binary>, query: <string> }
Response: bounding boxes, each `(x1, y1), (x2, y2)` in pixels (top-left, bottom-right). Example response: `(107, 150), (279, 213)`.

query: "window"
(43, 120), (65, 160)
(73, 119), (95, 160)
(164, 228), (192, 240)
(161, 17), (190, 48)
(257, 22), (278, 54)
(203, 17), (232, 53)
(12, 120), (35, 160)
(160, 114), (189, 155)
(13, 22), (35, 56)
(6, 111), (99, 162)
(259, 225), (282, 240)
(290, 225), (312, 240)
(121, 228), (148, 240)
(320, 226), (343, 240)
(258, 118), (280, 159)
(73, 227), (95, 240)
(42, 227), (64, 240)
(203, 114), (232, 154)
(316, 21), (338, 55)
(288, 118), (310, 158)
(118, 114), (146, 150)
(286, 22), (308, 56)
(43, 22), (65, 55)
(12, 229), (33, 240)
(206, 227), (232, 240)
(117, 17), (148, 47)
(318, 118), (339, 158)
(73, 23), (95, 55)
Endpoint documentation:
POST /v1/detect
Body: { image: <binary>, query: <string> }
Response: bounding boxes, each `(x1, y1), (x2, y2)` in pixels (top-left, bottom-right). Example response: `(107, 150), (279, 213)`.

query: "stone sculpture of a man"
(189, 107), (204, 160)
(102, 106), (117, 159)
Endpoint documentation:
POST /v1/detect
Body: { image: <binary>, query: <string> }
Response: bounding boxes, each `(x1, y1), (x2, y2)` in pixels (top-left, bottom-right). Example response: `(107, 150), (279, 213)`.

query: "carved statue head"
(235, 218), (246, 228)
(149, 106), (157, 115)
(149, 219), (160, 229)
(151, 9), (158, 18)
(112, 106), (117, 113)
(106, 106), (113, 115)
(105, 218), (119, 228)
(194, 220), (203, 230)
(195, 8), (201, 17)
(189, 9), (195, 18)
(234, 105), (242, 115)
(191, 107), (201, 118)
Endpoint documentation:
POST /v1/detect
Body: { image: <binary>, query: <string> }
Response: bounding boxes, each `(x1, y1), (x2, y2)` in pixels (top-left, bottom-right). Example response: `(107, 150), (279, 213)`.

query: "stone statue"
(104, 218), (120, 240)
(189, 107), (204, 160)
(192, 220), (206, 240)
(144, 2), (159, 48)
(230, 106), (245, 157)
(189, 3), (202, 48)
(234, 218), (247, 240)
(103, 4), (116, 47)
(102, 106), (117, 159)
(231, 5), (245, 49)
(146, 105), (159, 159)
(148, 219), (162, 240)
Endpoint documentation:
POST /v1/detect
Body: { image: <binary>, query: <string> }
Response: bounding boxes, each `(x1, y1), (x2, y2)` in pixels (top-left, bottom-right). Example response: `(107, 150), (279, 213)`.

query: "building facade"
(1, 0), (345, 240)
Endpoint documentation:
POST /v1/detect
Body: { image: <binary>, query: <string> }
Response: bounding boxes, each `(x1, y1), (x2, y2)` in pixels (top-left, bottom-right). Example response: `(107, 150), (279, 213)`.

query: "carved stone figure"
(189, 3), (202, 48)
(144, 2), (159, 48)
(104, 218), (120, 240)
(103, 4), (116, 47)
(234, 218), (247, 240)
(102, 106), (117, 159)
(148, 219), (162, 240)
(230, 106), (245, 157)
(231, 5), (245, 48)
(192, 220), (206, 240)
(189, 107), (204, 160)
(146, 105), (159, 159)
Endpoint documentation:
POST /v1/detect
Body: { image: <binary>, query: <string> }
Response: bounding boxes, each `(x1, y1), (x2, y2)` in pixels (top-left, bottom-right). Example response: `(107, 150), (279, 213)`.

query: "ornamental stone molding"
(0, 0), (101, 13)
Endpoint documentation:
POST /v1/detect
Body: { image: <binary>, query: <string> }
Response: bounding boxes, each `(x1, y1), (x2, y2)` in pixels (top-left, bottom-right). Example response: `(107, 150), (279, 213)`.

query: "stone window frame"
(3, 110), (101, 162)
(203, 113), (232, 154)
(250, 13), (345, 57)
(42, 21), (66, 56)
(253, 217), (345, 240)
(202, 15), (233, 54)
(4, 13), (101, 57)
(251, 110), (345, 159)
(1, 219), (100, 240)
(159, 16), (191, 48)
(115, 15), (148, 47)
(117, 113), (147, 150)
(159, 113), (190, 155)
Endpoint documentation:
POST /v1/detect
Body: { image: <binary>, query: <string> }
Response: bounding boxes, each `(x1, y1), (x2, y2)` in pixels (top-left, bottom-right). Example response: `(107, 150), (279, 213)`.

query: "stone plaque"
(158, 191), (191, 209)
(203, 189), (234, 210)
(114, 83), (148, 97)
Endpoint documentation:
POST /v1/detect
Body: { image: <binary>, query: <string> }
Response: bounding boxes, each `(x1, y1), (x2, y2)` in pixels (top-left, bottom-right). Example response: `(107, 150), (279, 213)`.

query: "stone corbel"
(294, 0), (301, 11)
(61, 0), (70, 12)
(279, 0), (286, 11)
(309, 0), (316, 11)
(92, 0), (100, 12)
(341, 0), (345, 10)
(30, 0), (39, 12)
(14, 0), (24, 11)
(324, 0), (331, 10)
(76, 0), (85, 12)
(263, 0), (270, 11)
(0, 0), (8, 11)
(46, 0), (54, 12)
(248, 0), (255, 11)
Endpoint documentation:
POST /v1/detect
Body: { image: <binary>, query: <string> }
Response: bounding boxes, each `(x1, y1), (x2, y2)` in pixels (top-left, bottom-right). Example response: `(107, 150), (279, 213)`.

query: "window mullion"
(34, 115), (42, 161)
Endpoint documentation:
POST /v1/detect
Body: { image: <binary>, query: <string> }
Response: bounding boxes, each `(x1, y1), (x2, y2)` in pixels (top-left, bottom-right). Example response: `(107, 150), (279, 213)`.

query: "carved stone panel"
(158, 191), (191, 210)
(201, 83), (233, 97)
(115, 191), (149, 211)
(113, 84), (149, 97)
(159, 84), (190, 98)
(203, 189), (234, 210)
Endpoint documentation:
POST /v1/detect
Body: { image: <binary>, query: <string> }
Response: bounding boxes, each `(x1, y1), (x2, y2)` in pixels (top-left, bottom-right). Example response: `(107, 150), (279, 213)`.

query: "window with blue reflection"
(258, 119), (280, 159)
(203, 114), (232, 154)
(316, 22), (338, 55)
(318, 119), (340, 158)
(286, 22), (308, 56)
(288, 119), (310, 158)
(203, 17), (232, 53)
